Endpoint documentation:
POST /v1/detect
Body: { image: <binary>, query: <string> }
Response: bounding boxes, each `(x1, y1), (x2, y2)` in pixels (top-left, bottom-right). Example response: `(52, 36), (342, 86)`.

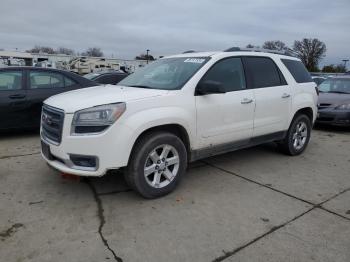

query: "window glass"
(244, 57), (282, 88)
(29, 71), (65, 89)
(118, 57), (210, 90)
(98, 75), (113, 84)
(281, 59), (312, 83)
(64, 76), (77, 87)
(0, 71), (22, 90)
(318, 78), (350, 94)
(200, 57), (246, 92)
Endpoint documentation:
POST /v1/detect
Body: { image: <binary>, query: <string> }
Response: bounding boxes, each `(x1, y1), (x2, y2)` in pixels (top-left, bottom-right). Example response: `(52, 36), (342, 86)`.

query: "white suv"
(41, 48), (318, 198)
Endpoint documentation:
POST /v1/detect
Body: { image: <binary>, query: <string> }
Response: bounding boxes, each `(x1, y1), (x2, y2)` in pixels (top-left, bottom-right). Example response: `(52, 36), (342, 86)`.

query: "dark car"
(0, 67), (96, 130)
(316, 76), (350, 126)
(84, 70), (128, 85)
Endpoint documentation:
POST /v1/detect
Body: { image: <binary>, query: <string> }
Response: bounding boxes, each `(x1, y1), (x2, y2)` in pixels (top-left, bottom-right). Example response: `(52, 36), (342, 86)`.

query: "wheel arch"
(128, 123), (191, 165)
(293, 107), (314, 123)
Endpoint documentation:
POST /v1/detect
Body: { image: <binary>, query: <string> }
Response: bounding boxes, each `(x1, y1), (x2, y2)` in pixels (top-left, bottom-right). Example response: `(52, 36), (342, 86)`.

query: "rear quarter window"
(281, 59), (312, 83)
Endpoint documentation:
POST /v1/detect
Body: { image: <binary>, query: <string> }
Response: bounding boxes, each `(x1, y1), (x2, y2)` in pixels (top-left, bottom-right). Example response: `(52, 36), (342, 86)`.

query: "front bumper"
(41, 113), (135, 177)
(316, 109), (350, 126)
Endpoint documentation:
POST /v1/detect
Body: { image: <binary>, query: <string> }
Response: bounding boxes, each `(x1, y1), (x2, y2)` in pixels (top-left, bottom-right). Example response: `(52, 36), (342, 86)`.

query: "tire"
(278, 114), (311, 156)
(125, 132), (187, 199)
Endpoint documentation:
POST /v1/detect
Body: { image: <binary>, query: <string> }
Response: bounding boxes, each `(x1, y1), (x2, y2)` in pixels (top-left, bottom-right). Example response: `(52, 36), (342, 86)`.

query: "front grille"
(41, 105), (64, 144)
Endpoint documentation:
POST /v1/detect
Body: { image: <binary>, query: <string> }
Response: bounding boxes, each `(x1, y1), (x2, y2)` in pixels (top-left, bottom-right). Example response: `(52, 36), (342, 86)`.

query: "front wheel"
(278, 114), (311, 156)
(125, 132), (187, 198)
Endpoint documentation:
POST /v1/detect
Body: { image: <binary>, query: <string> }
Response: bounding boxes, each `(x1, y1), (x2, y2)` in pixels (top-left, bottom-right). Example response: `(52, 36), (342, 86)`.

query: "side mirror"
(195, 80), (226, 96)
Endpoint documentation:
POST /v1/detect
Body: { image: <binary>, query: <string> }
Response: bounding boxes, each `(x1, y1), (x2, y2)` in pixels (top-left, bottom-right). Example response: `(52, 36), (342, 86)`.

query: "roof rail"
(224, 47), (297, 57)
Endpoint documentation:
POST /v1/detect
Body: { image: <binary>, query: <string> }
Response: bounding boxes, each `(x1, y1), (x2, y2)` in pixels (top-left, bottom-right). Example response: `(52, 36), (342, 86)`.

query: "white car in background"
(41, 48), (318, 198)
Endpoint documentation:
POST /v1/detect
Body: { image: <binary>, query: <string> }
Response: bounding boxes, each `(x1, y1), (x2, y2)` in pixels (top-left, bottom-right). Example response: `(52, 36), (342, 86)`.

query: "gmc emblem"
(42, 113), (52, 125)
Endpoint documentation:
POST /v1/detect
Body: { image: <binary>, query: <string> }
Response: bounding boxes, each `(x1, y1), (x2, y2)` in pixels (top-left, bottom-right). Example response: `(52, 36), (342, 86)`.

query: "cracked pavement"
(0, 127), (349, 262)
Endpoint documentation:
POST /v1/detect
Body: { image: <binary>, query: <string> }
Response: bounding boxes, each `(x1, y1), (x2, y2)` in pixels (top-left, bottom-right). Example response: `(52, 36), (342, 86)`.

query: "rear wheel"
(278, 114), (311, 156)
(125, 132), (187, 198)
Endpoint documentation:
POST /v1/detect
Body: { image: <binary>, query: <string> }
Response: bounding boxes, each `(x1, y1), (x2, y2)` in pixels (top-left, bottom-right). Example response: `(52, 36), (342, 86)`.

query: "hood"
(318, 92), (350, 107)
(44, 85), (168, 113)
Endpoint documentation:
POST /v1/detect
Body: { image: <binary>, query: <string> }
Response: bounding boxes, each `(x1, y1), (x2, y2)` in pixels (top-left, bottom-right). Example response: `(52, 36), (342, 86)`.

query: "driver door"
(195, 57), (255, 148)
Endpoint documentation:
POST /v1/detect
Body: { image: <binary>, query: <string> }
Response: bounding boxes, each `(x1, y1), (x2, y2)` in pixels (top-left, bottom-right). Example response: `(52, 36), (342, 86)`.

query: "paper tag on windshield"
(184, 58), (205, 64)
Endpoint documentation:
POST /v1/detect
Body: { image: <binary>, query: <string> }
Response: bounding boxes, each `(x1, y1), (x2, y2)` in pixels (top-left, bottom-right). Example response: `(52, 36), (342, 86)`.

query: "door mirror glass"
(195, 80), (226, 95)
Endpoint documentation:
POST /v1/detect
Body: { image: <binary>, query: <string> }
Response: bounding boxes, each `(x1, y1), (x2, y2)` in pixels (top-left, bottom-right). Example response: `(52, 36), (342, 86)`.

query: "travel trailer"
(69, 57), (120, 74)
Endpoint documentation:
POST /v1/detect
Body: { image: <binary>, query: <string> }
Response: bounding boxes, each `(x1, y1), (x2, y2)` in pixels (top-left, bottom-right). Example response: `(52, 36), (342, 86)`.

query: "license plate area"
(41, 140), (53, 160)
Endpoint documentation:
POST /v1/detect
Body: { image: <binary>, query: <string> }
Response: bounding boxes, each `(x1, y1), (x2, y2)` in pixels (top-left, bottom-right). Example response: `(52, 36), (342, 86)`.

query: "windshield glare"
(118, 57), (210, 90)
(318, 78), (350, 94)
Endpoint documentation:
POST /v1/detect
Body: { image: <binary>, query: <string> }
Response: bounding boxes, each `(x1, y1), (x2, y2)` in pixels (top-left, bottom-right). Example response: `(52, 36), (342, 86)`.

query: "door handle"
(281, 93), (290, 98)
(9, 94), (26, 99)
(241, 98), (253, 104)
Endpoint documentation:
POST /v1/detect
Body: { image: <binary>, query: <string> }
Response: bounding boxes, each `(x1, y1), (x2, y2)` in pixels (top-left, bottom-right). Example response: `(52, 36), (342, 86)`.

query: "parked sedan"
(84, 70), (128, 85)
(316, 76), (350, 126)
(0, 67), (96, 130)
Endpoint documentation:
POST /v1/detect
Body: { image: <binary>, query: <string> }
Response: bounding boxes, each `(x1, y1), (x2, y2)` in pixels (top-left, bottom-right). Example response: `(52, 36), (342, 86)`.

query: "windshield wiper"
(328, 91), (350, 94)
(128, 85), (154, 89)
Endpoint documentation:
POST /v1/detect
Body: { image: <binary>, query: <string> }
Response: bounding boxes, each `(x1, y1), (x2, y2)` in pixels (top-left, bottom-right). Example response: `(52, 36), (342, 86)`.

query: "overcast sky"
(1, 0), (349, 66)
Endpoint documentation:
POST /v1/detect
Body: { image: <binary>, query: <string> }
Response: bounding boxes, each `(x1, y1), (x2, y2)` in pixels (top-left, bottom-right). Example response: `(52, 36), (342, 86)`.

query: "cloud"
(0, 0), (349, 65)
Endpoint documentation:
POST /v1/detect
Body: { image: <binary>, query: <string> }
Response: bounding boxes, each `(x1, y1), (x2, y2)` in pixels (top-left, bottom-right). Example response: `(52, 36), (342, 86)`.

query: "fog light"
(70, 155), (98, 169)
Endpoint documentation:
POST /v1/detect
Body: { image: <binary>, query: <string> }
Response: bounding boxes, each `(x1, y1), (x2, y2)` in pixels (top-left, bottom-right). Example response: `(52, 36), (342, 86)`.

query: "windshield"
(84, 73), (100, 80)
(118, 57), (210, 90)
(318, 78), (350, 94)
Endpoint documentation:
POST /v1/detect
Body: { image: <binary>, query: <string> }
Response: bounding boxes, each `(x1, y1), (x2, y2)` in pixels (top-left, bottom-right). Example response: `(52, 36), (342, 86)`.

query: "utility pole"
(146, 49), (150, 64)
(342, 59), (349, 70)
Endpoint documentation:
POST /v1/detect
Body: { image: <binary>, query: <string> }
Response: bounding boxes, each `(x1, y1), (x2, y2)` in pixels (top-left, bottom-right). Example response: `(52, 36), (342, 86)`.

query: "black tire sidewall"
(127, 132), (187, 198)
(286, 115), (311, 155)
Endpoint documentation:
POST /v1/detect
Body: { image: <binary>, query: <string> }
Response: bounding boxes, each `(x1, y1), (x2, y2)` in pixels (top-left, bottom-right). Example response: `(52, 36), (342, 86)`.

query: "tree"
(246, 44), (259, 48)
(293, 38), (326, 71)
(135, 53), (155, 61)
(27, 45), (56, 54)
(322, 64), (346, 73)
(82, 47), (104, 57)
(262, 40), (287, 51)
(56, 47), (75, 55)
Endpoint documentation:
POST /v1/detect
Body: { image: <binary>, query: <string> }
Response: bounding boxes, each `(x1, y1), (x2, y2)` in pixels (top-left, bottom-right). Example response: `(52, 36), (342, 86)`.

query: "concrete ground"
(0, 126), (349, 262)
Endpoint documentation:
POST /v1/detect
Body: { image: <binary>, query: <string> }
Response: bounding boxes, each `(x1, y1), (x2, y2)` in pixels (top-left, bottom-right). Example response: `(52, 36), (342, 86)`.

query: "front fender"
(121, 106), (195, 161)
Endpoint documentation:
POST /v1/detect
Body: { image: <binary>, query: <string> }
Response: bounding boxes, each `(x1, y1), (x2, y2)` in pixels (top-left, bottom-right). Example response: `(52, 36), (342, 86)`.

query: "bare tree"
(27, 45), (56, 54)
(82, 47), (104, 57)
(57, 47), (75, 55)
(262, 40), (287, 51)
(293, 38), (326, 71)
(246, 44), (259, 48)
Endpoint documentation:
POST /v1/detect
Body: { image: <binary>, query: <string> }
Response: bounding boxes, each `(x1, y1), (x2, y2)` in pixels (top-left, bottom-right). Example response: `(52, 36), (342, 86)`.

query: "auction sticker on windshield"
(184, 58), (206, 63)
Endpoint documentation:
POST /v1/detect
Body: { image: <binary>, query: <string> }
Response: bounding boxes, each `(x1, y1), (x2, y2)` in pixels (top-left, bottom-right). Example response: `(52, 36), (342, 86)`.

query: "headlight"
(335, 103), (350, 110)
(72, 103), (126, 134)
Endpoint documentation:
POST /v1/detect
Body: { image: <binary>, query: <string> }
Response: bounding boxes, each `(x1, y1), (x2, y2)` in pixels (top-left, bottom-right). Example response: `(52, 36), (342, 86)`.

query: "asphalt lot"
(0, 126), (349, 262)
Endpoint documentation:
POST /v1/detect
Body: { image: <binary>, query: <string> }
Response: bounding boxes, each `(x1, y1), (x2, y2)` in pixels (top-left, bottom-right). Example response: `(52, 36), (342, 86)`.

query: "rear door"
(242, 56), (291, 137)
(0, 69), (27, 129)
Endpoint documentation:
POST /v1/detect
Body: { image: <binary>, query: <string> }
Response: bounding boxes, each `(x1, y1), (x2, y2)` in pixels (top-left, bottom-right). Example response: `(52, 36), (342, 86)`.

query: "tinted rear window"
(243, 57), (284, 88)
(281, 59), (312, 83)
